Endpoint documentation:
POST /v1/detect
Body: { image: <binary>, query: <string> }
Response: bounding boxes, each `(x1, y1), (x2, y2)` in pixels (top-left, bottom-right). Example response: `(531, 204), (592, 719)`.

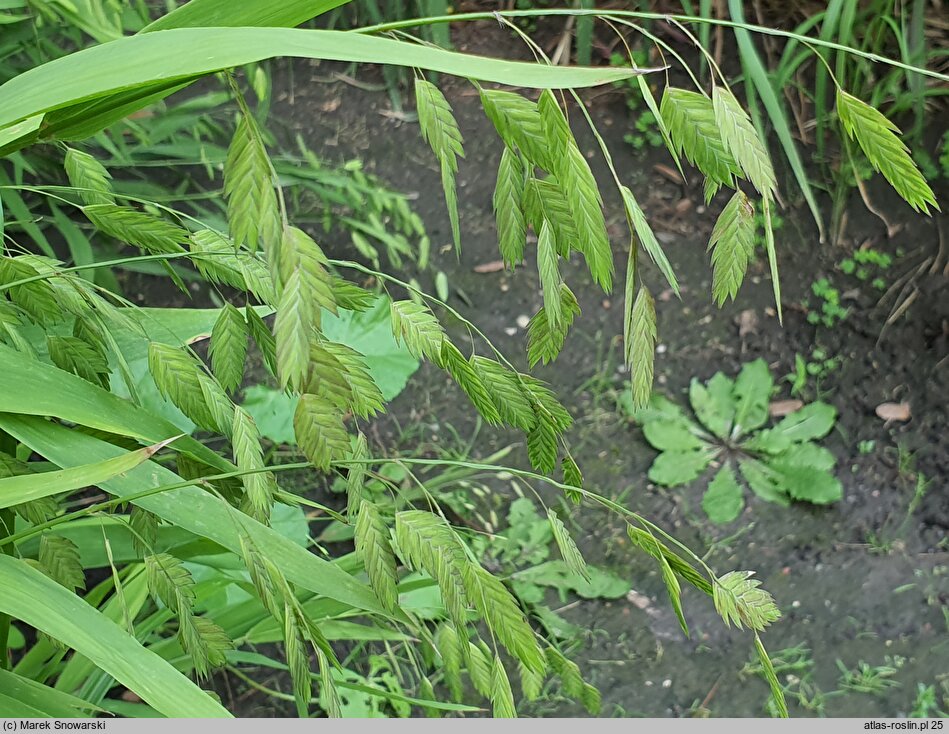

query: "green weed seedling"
(807, 348), (841, 380)
(742, 643), (829, 715)
(837, 659), (902, 695)
(909, 682), (949, 718)
(806, 278), (849, 328)
(786, 353), (809, 397)
(839, 248), (892, 291)
(784, 348), (841, 399)
(622, 359), (842, 524)
(623, 113), (664, 152)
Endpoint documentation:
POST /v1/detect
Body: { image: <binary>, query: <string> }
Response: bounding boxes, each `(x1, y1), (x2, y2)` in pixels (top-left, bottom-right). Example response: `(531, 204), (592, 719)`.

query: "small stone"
(738, 309), (758, 338)
(662, 679), (672, 689)
(504, 327), (517, 336)
(792, 600), (801, 608)
(515, 314), (530, 329)
(626, 590), (652, 610)
(656, 344), (667, 354)
(875, 401), (911, 422)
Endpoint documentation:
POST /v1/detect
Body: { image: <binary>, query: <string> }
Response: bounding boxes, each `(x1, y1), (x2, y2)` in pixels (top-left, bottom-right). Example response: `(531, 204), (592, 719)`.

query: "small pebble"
(504, 327), (517, 336)
(656, 344), (667, 354)
(792, 600), (801, 608)
(662, 679), (672, 689)
(515, 314), (530, 329)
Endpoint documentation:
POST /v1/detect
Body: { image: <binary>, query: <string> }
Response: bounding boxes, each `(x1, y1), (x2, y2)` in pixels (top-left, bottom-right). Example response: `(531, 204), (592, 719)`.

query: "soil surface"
(148, 19), (947, 717)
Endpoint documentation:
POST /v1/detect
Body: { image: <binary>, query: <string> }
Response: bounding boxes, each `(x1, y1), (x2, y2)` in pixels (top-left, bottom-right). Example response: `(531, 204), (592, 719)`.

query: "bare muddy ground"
(243, 26), (948, 716)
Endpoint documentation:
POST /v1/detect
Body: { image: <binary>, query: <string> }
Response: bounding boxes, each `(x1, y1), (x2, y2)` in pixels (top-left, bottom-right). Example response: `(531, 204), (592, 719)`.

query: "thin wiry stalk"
(352, 9), (948, 83)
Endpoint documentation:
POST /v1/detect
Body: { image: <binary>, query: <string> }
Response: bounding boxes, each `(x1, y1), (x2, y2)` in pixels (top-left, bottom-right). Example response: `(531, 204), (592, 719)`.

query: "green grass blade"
(424, 0), (451, 49)
(773, 14), (825, 88)
(0, 343), (230, 473)
(906, 0), (926, 138)
(0, 693), (46, 717)
(762, 197), (782, 323)
(0, 169), (55, 257)
(575, 0), (594, 66)
(144, 0), (350, 31)
(0, 668), (101, 717)
(0, 414), (391, 617)
(0, 555), (230, 718)
(0, 438), (176, 509)
(53, 567), (151, 701)
(14, 517), (195, 569)
(728, 0), (825, 242)
(814, 0), (844, 155)
(0, 27), (655, 150)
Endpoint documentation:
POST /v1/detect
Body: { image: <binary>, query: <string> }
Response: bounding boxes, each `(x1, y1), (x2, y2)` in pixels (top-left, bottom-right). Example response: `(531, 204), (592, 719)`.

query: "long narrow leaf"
(0, 344), (230, 473)
(0, 668), (100, 717)
(0, 438), (177, 509)
(0, 555), (230, 718)
(0, 28), (652, 149)
(144, 0), (349, 32)
(727, 0), (825, 241)
(0, 414), (390, 617)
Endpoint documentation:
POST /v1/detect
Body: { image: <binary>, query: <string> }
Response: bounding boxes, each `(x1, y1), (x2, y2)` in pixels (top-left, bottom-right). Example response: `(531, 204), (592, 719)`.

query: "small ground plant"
(838, 248), (892, 291)
(806, 278), (849, 328)
(626, 360), (843, 524)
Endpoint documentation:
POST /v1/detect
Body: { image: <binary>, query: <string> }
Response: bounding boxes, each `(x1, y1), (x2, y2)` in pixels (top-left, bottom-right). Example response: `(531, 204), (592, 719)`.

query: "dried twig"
(551, 15), (576, 66)
(852, 167), (901, 238)
(876, 256), (933, 345)
(930, 217), (947, 276)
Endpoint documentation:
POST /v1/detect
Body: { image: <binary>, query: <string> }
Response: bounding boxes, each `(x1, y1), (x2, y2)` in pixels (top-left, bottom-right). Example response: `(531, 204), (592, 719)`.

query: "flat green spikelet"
(712, 86), (777, 201)
(707, 191), (756, 306)
(354, 501), (398, 611)
(224, 113), (281, 251)
(209, 304), (248, 394)
(64, 148), (114, 206)
(836, 89), (939, 214)
(493, 146), (527, 267)
(416, 79), (464, 252)
(660, 88), (740, 201)
(627, 285), (657, 410)
(293, 394), (350, 471)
